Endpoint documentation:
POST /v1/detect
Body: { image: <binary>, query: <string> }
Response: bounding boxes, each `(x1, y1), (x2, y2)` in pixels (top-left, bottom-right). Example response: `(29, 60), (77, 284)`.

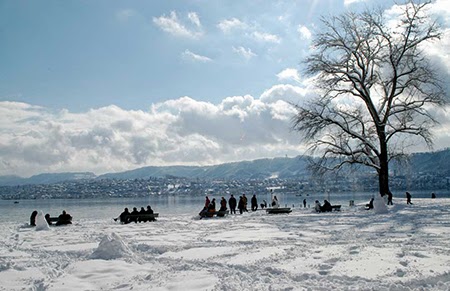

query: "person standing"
(406, 192), (412, 205)
(219, 197), (227, 211)
(30, 210), (38, 226)
(242, 194), (248, 212)
(251, 194), (258, 211)
(387, 192), (393, 205)
(303, 199), (307, 208)
(229, 195), (237, 214)
(238, 196), (245, 214)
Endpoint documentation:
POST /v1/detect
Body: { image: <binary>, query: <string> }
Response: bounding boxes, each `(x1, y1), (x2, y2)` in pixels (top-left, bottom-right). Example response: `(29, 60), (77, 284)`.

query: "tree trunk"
(378, 129), (390, 197)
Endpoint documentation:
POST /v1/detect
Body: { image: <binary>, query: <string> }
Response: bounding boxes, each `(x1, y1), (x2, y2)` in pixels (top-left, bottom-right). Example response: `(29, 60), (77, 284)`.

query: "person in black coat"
(238, 196), (245, 214)
(229, 195), (237, 214)
(128, 207), (139, 223)
(115, 207), (130, 224)
(146, 205), (156, 221)
(321, 200), (332, 212)
(30, 210), (38, 226)
(219, 197), (227, 211)
(387, 192), (393, 205)
(366, 198), (374, 210)
(251, 194), (258, 211)
(138, 207), (147, 222)
(56, 210), (72, 226)
(146, 205), (154, 214)
(406, 192), (413, 204)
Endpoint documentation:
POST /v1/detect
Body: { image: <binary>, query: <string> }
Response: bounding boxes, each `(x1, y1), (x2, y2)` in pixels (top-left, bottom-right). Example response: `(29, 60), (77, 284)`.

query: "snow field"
(0, 198), (449, 290)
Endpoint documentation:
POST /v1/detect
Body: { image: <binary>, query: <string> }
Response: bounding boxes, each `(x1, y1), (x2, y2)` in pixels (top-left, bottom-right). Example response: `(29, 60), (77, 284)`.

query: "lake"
(2, 190), (448, 223)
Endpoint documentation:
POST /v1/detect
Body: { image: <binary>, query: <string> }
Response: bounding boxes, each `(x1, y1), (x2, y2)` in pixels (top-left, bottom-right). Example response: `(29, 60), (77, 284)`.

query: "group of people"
(200, 194), (280, 217)
(30, 210), (72, 227)
(314, 200), (332, 212)
(115, 205), (155, 224)
(364, 191), (438, 210)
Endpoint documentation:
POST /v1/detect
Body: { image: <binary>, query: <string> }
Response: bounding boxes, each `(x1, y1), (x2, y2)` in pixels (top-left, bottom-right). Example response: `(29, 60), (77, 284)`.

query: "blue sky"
(0, 0), (449, 177)
(1, 0), (351, 111)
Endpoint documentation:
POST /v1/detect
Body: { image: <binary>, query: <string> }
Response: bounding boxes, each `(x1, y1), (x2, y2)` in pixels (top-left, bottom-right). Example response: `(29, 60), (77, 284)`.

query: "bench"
(118, 213), (159, 223)
(266, 207), (292, 214)
(199, 210), (229, 218)
(47, 216), (72, 225)
(331, 205), (341, 211)
(315, 205), (341, 212)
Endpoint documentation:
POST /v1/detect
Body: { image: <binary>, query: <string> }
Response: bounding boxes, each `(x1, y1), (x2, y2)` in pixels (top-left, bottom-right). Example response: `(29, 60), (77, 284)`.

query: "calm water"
(1, 190), (448, 223)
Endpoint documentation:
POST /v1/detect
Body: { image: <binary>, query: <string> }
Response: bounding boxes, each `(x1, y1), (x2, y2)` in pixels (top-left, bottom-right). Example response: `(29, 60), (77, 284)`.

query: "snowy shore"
(1, 198), (450, 290)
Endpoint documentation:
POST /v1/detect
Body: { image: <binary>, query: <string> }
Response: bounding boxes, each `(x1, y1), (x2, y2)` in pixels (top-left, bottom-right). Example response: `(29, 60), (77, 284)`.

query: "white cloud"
(181, 50), (212, 63)
(425, 0), (450, 75)
(4, 77), (449, 177)
(217, 18), (247, 33)
(153, 11), (203, 39)
(0, 88), (314, 176)
(297, 25), (312, 40)
(232, 46), (257, 60)
(344, 0), (367, 6)
(260, 84), (312, 105)
(188, 12), (201, 27)
(252, 31), (281, 43)
(276, 68), (301, 83)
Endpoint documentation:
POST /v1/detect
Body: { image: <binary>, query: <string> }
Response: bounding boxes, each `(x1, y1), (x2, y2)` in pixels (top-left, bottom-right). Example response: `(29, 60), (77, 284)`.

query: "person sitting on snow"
(260, 199), (267, 209)
(128, 207), (139, 223)
(365, 198), (374, 210)
(314, 200), (322, 212)
(272, 196), (280, 208)
(321, 200), (332, 212)
(114, 207), (130, 224)
(56, 210), (72, 226)
(138, 207), (147, 222)
(45, 213), (52, 225)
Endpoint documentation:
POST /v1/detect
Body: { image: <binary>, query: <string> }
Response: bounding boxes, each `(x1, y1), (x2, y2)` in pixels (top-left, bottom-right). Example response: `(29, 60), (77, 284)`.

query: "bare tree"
(292, 1), (446, 197)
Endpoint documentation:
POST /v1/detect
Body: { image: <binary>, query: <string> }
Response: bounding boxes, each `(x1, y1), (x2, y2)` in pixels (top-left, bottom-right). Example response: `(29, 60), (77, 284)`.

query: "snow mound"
(90, 233), (131, 260)
(35, 211), (50, 231)
(374, 194), (388, 214)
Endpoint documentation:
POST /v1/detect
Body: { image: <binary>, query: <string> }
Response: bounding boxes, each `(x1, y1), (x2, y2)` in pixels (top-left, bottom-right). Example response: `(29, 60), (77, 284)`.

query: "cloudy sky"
(0, 0), (449, 177)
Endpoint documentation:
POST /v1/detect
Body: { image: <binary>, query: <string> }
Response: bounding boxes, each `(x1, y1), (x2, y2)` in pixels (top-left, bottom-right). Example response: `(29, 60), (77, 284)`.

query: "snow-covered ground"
(1, 198), (450, 290)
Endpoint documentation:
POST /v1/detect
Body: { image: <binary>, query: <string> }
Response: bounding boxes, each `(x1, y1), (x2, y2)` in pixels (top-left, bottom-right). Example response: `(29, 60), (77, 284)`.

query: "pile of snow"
(373, 194), (388, 214)
(90, 232), (131, 260)
(35, 211), (50, 231)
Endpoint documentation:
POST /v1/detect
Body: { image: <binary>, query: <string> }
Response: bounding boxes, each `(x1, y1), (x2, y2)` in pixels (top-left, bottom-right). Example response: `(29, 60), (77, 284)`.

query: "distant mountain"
(0, 175), (23, 186)
(0, 172), (96, 186)
(97, 157), (310, 180)
(406, 150), (450, 176)
(1, 149), (449, 186)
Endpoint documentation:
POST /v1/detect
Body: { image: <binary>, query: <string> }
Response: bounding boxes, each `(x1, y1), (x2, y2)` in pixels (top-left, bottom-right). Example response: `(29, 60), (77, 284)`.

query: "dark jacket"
(229, 196), (237, 209)
(120, 209), (130, 223)
(321, 200), (332, 212)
